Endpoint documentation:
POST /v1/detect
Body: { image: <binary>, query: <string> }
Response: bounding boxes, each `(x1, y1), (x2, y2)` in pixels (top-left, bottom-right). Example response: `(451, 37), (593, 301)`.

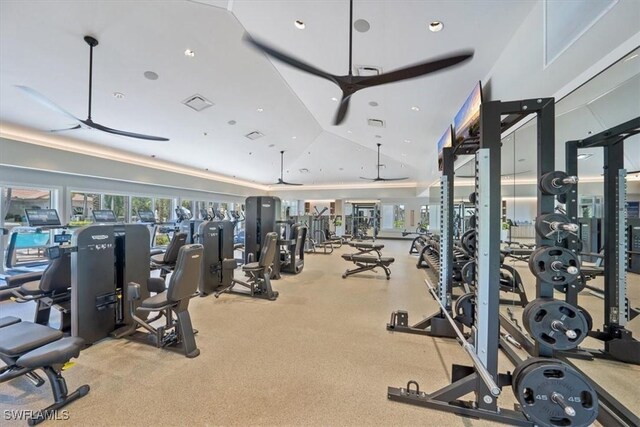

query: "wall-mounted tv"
(453, 81), (483, 145)
(437, 126), (454, 171)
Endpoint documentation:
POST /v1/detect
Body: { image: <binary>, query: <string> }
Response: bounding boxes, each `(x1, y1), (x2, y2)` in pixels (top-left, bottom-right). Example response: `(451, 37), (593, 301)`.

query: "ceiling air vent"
(245, 131), (265, 140)
(355, 65), (381, 76)
(182, 94), (214, 112)
(299, 168), (310, 173)
(368, 118), (385, 127)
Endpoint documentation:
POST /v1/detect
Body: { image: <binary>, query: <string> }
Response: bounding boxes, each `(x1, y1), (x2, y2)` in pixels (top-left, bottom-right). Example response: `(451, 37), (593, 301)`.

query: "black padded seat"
(0, 322), (63, 356)
(342, 254), (395, 264)
(19, 280), (43, 296)
(243, 262), (261, 270)
(348, 242), (384, 250)
(139, 291), (170, 309)
(151, 253), (165, 264)
(4, 271), (42, 289)
(0, 316), (21, 328)
(16, 337), (83, 369)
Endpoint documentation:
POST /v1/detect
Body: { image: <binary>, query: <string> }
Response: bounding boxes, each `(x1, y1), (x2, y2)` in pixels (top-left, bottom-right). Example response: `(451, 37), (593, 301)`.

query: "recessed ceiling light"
(203, 132), (208, 136)
(577, 153), (594, 160)
(331, 97), (338, 102)
(375, 135), (382, 139)
(404, 139), (411, 143)
(113, 92), (125, 99)
(369, 101), (379, 107)
(624, 53), (638, 62)
(518, 158), (525, 162)
(411, 106), (420, 112)
(401, 153), (407, 156)
(401, 164), (405, 168)
(257, 107), (264, 112)
(429, 21), (444, 32)
(143, 71), (159, 80)
(294, 20), (306, 30)
(339, 167), (344, 171)
(354, 19), (370, 33)
(292, 136), (297, 139)
(184, 49), (195, 57)
(347, 130), (352, 134)
(151, 154), (156, 158)
(268, 144), (275, 147)
(227, 120), (237, 125)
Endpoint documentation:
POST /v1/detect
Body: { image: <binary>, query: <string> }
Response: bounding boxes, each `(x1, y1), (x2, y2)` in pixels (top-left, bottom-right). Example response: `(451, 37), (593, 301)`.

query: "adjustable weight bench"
(0, 316), (89, 426)
(347, 241), (385, 257)
(341, 253), (395, 280)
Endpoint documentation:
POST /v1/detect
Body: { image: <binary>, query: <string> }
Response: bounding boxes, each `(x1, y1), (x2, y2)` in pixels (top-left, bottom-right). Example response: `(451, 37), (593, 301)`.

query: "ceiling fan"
(16, 35), (169, 141)
(360, 143), (408, 182)
(271, 151), (303, 186)
(245, 0), (474, 126)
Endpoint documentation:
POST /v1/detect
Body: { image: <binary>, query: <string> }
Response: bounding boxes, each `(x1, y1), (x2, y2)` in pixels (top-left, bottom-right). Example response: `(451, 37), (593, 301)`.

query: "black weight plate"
(578, 306), (593, 332)
(454, 293), (475, 328)
(540, 171), (572, 196)
(535, 213), (573, 241)
(529, 246), (580, 285)
(523, 298), (588, 351)
(468, 192), (476, 204)
(513, 359), (598, 427)
(460, 229), (476, 256)
(468, 214), (476, 229)
(461, 260), (475, 286)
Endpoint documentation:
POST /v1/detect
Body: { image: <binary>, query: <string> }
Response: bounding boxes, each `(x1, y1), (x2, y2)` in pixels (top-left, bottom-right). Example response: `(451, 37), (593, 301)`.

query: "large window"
(70, 192), (99, 223)
(155, 198), (173, 223)
(131, 197), (153, 222)
(102, 194), (129, 222)
(381, 204), (405, 230)
(3, 187), (52, 225)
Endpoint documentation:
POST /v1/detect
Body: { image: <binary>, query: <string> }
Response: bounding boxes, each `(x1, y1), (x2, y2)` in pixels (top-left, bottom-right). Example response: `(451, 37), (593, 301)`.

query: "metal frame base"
(386, 310), (459, 338)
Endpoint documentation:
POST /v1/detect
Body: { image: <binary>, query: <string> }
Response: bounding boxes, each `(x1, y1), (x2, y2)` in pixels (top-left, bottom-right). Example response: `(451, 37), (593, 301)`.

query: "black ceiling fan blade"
(333, 93), (353, 125)
(82, 119), (169, 141)
(360, 51), (474, 88)
(244, 33), (338, 85)
(50, 124), (82, 133)
(377, 177), (409, 181)
(359, 177), (377, 181)
(16, 85), (82, 123)
(280, 181), (304, 186)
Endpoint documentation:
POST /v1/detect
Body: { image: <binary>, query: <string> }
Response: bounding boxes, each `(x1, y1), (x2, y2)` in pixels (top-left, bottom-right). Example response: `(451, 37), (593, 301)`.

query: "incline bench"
(0, 316), (89, 425)
(342, 242), (395, 280)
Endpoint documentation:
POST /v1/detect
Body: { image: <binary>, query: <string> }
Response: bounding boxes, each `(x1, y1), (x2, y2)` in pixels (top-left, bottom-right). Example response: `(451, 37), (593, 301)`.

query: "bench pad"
(342, 254), (395, 265)
(17, 337), (83, 369)
(0, 322), (63, 357)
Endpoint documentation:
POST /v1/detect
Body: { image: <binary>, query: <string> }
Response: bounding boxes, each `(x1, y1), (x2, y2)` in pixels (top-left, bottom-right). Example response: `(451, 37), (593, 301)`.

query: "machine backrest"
(258, 232), (278, 268)
(167, 244), (204, 302)
(163, 232), (188, 263)
(292, 224), (306, 256)
(39, 250), (72, 293)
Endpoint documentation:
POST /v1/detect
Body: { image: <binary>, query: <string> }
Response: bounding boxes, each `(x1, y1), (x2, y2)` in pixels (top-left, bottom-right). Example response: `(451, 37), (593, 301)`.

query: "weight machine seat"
(341, 254), (395, 265)
(0, 316), (21, 328)
(139, 292), (172, 310)
(17, 280), (43, 296)
(4, 271), (43, 289)
(9, 250), (71, 297)
(0, 321), (63, 357)
(150, 232), (187, 266)
(17, 337), (84, 369)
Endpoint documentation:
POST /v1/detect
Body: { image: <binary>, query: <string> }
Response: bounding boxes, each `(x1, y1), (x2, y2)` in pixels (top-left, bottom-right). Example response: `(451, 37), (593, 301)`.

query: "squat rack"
(387, 98), (555, 425)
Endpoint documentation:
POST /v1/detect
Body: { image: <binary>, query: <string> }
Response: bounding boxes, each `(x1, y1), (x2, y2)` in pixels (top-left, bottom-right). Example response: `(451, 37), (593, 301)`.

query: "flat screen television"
(137, 210), (156, 223)
(453, 81), (483, 146)
(25, 209), (62, 227)
(92, 209), (117, 223)
(437, 126), (454, 171)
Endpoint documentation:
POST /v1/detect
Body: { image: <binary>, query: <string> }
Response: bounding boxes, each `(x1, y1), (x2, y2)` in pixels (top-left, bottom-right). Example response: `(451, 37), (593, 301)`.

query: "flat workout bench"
(0, 316), (89, 425)
(347, 241), (385, 257)
(341, 253), (395, 280)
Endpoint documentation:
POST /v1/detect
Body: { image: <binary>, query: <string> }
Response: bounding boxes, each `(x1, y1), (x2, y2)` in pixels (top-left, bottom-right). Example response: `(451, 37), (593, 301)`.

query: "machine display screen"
(25, 209), (62, 227)
(54, 233), (72, 244)
(137, 210), (155, 223)
(453, 81), (483, 145)
(92, 210), (117, 223)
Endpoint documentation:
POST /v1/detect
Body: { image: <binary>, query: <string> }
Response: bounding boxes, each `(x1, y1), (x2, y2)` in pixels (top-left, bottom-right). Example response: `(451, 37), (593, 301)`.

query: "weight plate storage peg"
(460, 229), (476, 255)
(513, 357), (598, 427)
(529, 246), (580, 285)
(539, 171), (578, 195)
(535, 213), (578, 241)
(523, 298), (589, 350)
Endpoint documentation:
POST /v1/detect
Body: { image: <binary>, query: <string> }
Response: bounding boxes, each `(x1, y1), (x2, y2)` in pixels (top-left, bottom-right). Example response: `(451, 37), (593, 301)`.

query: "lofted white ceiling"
(2, 0), (537, 188)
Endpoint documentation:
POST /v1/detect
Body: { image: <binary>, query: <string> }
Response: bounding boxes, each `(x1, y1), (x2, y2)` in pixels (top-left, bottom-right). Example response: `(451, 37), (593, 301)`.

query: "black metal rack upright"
(564, 117), (640, 364)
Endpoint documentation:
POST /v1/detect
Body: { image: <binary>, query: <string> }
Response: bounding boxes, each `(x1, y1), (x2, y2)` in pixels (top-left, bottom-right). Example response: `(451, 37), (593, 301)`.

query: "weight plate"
(535, 213), (574, 241)
(461, 260), (475, 286)
(468, 214), (476, 229)
(513, 358), (598, 427)
(529, 246), (580, 285)
(578, 306), (593, 332)
(460, 229), (476, 256)
(468, 192), (476, 204)
(523, 298), (589, 350)
(540, 171), (573, 196)
(553, 273), (586, 294)
(557, 193), (567, 204)
(454, 293), (475, 327)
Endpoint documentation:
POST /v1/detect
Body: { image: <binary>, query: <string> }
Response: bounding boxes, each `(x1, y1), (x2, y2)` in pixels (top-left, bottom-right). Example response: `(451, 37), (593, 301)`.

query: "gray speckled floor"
(0, 239), (638, 426)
